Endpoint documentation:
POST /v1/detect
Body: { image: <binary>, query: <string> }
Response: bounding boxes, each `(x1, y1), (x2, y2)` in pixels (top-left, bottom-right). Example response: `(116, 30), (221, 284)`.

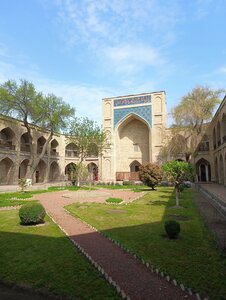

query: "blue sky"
(0, 0), (226, 125)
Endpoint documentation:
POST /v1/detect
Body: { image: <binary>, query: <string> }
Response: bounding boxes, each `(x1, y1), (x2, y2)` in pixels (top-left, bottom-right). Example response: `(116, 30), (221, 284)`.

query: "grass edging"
(47, 211), (130, 300)
(66, 209), (208, 300)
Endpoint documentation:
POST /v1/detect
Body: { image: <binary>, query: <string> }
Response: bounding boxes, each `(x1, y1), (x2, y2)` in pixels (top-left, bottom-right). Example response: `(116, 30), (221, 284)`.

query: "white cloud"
(103, 43), (165, 74)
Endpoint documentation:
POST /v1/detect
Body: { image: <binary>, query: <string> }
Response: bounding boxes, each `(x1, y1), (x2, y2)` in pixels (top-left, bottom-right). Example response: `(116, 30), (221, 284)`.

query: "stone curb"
(68, 211), (209, 300)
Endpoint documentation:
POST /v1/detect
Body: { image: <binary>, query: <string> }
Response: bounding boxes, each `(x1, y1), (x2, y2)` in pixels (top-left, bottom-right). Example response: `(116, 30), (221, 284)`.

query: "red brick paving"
(35, 190), (195, 300)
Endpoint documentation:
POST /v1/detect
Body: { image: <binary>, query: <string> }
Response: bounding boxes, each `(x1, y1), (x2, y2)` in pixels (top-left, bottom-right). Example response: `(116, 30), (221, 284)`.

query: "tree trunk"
(175, 185), (180, 206)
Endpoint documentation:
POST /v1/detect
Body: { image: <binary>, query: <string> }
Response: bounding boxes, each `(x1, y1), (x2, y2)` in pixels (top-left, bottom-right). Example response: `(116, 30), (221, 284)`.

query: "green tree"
(162, 86), (224, 161)
(139, 163), (163, 190)
(67, 117), (108, 186)
(0, 79), (75, 182)
(162, 161), (193, 206)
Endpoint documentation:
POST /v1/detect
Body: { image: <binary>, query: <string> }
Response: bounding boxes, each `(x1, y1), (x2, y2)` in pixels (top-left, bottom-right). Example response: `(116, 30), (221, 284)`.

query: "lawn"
(0, 209), (120, 300)
(66, 187), (226, 300)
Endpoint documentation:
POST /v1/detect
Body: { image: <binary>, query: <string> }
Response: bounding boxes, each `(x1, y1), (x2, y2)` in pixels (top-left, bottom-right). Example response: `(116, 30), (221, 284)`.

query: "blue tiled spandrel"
(114, 105), (152, 128)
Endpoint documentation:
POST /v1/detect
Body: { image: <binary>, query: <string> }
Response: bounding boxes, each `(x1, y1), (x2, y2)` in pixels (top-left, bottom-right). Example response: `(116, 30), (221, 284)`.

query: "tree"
(162, 86), (224, 161)
(68, 163), (89, 186)
(67, 117), (108, 186)
(139, 163), (163, 190)
(162, 161), (193, 206)
(0, 79), (75, 182)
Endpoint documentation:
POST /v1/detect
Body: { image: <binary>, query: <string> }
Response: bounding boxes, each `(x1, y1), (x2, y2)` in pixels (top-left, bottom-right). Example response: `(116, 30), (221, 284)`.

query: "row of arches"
(0, 127), (99, 158)
(196, 154), (226, 184)
(212, 113), (226, 149)
(0, 157), (99, 185)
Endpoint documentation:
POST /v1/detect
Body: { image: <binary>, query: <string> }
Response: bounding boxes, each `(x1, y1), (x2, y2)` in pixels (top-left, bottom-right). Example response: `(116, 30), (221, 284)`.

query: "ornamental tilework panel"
(114, 105), (152, 128)
(114, 95), (151, 107)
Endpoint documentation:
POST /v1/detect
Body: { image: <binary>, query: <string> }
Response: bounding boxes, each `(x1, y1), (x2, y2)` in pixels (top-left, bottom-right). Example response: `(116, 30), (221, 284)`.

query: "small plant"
(19, 203), (46, 225)
(106, 197), (123, 204)
(164, 220), (180, 239)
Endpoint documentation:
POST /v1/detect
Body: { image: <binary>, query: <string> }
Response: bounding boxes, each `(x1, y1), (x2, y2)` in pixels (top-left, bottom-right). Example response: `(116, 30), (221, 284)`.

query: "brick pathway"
(35, 190), (194, 300)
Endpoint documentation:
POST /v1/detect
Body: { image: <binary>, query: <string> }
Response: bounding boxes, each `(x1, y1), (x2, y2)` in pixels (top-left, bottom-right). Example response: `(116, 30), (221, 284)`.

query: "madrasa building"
(0, 91), (225, 186)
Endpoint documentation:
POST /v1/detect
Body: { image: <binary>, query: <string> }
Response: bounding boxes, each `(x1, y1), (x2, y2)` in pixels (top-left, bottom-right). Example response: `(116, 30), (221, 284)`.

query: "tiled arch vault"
(114, 105), (152, 128)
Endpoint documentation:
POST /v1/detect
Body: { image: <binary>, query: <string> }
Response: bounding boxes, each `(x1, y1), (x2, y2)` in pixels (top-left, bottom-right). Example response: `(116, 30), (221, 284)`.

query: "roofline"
(103, 91), (166, 100)
(211, 95), (226, 122)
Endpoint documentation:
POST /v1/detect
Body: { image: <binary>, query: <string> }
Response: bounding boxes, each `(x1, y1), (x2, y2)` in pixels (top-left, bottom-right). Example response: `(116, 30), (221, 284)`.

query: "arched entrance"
(65, 163), (77, 181)
(35, 160), (47, 183)
(87, 163), (98, 181)
(130, 160), (141, 172)
(49, 161), (60, 181)
(0, 157), (14, 184)
(19, 159), (29, 179)
(196, 158), (211, 182)
(116, 114), (150, 172)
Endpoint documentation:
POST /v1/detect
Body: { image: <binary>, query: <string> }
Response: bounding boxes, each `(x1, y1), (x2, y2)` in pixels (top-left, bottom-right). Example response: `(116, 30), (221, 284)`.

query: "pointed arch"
(19, 159), (29, 179)
(35, 159), (47, 183)
(195, 158), (211, 182)
(87, 162), (98, 181)
(49, 161), (60, 181)
(130, 160), (141, 172)
(0, 157), (14, 184)
(0, 127), (16, 150)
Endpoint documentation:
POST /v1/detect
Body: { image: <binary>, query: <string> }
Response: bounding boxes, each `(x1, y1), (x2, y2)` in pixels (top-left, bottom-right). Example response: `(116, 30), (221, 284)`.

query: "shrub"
(106, 197), (123, 204)
(164, 220), (180, 239)
(139, 163), (163, 190)
(123, 180), (133, 186)
(19, 203), (46, 225)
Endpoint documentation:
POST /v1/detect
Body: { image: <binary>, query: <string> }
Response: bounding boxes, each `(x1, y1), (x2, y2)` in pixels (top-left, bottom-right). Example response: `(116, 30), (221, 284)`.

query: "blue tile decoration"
(114, 95), (151, 107)
(114, 105), (152, 128)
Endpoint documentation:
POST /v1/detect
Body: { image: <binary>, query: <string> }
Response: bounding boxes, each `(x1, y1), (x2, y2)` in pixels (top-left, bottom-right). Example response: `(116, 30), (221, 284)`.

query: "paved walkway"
(199, 183), (226, 204)
(35, 191), (194, 300)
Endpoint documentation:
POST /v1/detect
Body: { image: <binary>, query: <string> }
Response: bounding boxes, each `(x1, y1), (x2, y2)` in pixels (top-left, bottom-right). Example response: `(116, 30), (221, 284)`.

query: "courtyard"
(0, 185), (226, 299)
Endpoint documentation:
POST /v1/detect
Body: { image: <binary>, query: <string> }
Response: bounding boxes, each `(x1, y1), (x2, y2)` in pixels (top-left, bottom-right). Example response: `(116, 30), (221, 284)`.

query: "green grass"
(106, 197), (123, 204)
(0, 209), (120, 300)
(66, 187), (226, 300)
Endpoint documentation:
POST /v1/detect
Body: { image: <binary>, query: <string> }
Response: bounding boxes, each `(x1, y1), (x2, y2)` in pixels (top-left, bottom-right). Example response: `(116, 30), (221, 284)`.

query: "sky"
(0, 0), (226, 125)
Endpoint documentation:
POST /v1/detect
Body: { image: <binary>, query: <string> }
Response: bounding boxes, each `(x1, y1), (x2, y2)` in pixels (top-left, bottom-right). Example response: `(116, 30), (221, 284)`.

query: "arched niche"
(116, 114), (150, 172)
(153, 96), (162, 114)
(51, 139), (59, 156)
(65, 143), (78, 157)
(37, 136), (46, 154)
(0, 127), (16, 150)
(104, 102), (111, 118)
